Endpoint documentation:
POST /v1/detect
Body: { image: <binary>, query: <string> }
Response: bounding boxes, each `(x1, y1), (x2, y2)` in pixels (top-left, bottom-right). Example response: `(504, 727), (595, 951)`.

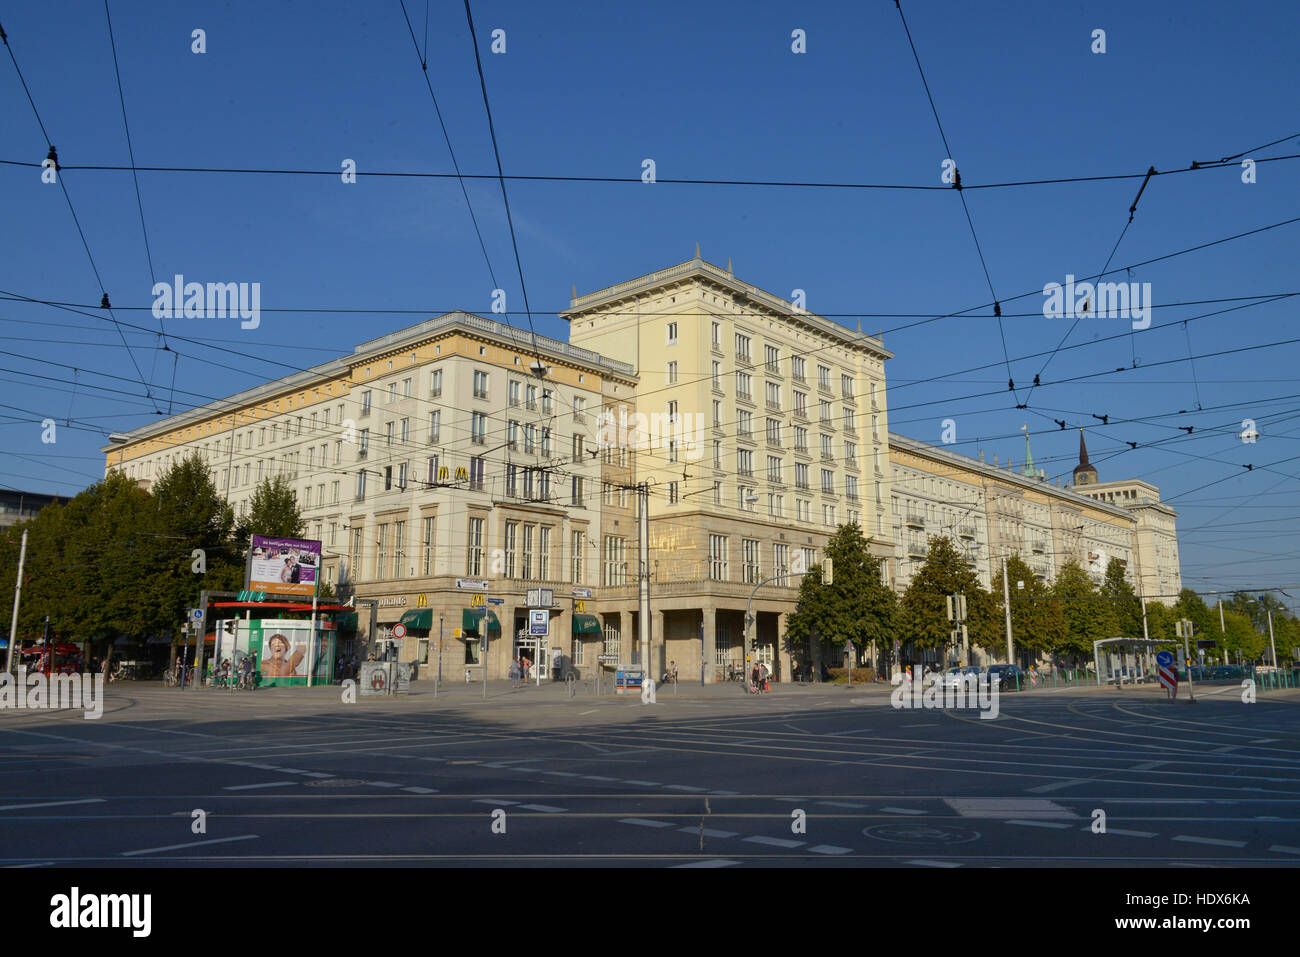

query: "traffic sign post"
(1156, 649), (1177, 699)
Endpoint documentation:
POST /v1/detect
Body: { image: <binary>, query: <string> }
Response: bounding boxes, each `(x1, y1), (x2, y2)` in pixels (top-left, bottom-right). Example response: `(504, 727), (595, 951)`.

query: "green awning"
(572, 614), (602, 635)
(462, 609), (501, 633)
(399, 609), (433, 630)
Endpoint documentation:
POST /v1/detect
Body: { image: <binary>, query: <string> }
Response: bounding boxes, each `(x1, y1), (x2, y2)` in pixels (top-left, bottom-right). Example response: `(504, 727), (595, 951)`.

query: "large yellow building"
(103, 255), (1180, 681)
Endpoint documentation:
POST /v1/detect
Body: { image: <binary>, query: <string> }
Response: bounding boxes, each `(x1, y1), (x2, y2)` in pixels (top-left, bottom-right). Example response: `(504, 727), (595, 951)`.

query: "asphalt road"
(1, 678), (1298, 867)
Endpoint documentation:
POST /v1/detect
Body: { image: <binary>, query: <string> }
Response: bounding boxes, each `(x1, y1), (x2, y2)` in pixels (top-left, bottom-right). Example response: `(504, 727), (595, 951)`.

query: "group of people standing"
(508, 655), (532, 689)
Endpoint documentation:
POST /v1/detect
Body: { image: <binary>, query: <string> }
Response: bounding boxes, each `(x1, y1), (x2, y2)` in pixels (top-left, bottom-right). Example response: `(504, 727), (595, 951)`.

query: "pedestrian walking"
(509, 657), (521, 690)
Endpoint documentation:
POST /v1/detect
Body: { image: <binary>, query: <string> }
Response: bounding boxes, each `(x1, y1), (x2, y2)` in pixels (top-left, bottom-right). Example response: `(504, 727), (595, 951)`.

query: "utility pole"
(637, 482), (651, 679)
(1267, 607), (1277, 668)
(6, 529), (26, 674)
(1002, 555), (1014, 664)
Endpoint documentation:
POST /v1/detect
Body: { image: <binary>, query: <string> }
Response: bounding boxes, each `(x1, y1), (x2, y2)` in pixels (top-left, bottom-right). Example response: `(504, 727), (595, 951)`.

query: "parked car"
(939, 666), (984, 690)
(984, 664), (1026, 690)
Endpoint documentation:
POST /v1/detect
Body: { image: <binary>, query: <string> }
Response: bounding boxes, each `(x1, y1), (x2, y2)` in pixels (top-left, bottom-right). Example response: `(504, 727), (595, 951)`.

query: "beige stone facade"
(103, 256), (1181, 683)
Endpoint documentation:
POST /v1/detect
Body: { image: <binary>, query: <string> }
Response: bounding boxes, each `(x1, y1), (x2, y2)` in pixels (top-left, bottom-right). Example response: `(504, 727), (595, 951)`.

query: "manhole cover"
(305, 778), (367, 788)
(862, 823), (980, 845)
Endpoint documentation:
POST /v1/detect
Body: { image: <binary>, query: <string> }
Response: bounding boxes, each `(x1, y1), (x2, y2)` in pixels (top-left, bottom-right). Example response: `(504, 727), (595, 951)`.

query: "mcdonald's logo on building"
(416, 593), (428, 608)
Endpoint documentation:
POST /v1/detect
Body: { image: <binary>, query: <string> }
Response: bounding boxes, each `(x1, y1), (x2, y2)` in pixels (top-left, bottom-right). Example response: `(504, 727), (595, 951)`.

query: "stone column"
(656, 610), (668, 680)
(701, 608), (716, 684)
(777, 612), (792, 683)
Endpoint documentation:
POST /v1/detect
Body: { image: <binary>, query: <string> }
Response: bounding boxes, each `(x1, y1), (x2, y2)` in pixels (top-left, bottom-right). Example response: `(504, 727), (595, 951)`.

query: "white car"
(939, 666), (983, 690)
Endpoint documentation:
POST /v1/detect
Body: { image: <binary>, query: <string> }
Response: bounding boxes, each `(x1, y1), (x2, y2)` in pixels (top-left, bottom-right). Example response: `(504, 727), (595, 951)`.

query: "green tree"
(1144, 600), (1177, 647)
(234, 474), (304, 548)
(1221, 608), (1265, 662)
(785, 524), (896, 674)
(897, 536), (996, 663)
(1050, 560), (1112, 664)
(140, 453), (239, 639)
(992, 554), (1065, 659)
(1101, 557), (1144, 639)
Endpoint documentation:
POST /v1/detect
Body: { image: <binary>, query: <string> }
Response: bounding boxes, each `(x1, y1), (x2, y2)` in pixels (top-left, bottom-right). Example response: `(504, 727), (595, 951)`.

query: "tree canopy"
(0, 454), (306, 648)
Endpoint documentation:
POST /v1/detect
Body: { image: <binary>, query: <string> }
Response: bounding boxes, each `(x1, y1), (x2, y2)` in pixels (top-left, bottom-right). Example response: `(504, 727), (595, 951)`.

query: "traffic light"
(222, 620), (235, 635)
(822, 558), (833, 586)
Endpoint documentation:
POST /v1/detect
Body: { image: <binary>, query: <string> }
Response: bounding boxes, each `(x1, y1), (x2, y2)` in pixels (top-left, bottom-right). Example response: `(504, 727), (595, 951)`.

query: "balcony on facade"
(905, 513), (925, 528)
(907, 541), (928, 558)
(959, 525), (977, 540)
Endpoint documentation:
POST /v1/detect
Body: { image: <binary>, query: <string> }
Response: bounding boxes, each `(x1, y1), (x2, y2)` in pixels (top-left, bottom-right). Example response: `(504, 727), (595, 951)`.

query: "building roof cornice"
(561, 257), (893, 361)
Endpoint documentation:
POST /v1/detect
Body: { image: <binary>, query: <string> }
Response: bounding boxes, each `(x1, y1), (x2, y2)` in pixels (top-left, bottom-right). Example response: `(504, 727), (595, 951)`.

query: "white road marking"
(403, 787), (438, 794)
(517, 804), (566, 813)
(624, 780), (661, 787)
(709, 790), (739, 796)
(1173, 835), (1247, 848)
(620, 818), (674, 828)
(673, 859), (739, 868)
(1252, 738), (1279, 744)
(579, 710), (597, 715)
(908, 859), (961, 868)
(0, 798), (104, 812)
(222, 781), (296, 791)
(1269, 845), (1300, 855)
(1085, 827), (1156, 838)
(820, 800), (868, 809)
(584, 775), (618, 781)
(1006, 820), (1071, 829)
(122, 834), (259, 857)
(368, 781), (401, 788)
(879, 806), (926, 815)
(743, 836), (804, 848)
(680, 826), (739, 838)
(808, 845), (854, 855)
(1128, 761), (1166, 771)
(665, 784), (708, 792)
(543, 771), (579, 777)
(474, 799), (517, 806)
(1026, 780), (1089, 793)
(948, 798), (1078, 819)
(300, 772), (333, 779)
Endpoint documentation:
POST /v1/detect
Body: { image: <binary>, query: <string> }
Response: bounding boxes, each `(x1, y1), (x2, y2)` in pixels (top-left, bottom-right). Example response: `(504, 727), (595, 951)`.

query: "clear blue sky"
(2, 0), (1297, 604)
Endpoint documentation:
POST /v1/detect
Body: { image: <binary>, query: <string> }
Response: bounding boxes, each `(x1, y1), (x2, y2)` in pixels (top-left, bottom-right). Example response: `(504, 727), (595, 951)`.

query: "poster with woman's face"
(248, 535), (321, 597)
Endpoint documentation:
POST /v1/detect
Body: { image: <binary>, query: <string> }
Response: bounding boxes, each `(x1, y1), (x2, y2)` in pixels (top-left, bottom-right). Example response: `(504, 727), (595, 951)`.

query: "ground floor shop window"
(464, 638), (481, 665)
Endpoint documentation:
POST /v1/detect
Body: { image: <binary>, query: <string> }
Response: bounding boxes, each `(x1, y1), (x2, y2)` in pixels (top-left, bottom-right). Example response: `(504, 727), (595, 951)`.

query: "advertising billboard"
(247, 535), (321, 598)
(246, 619), (335, 687)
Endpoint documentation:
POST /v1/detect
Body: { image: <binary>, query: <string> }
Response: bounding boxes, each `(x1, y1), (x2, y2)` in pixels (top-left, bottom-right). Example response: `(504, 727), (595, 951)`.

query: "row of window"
(708, 536), (819, 584)
(699, 327), (869, 400)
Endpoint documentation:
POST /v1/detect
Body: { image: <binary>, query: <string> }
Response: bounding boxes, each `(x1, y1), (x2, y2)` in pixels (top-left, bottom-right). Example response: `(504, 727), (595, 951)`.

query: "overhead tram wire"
(460, 0), (544, 373)
(14, 208), (1294, 447)
(893, 0), (1017, 405)
(102, 3), (161, 326)
(1024, 164), (1154, 405)
(2, 289), (1291, 321)
(396, 0), (504, 301)
(1, 151), (1295, 193)
(0, 18), (161, 416)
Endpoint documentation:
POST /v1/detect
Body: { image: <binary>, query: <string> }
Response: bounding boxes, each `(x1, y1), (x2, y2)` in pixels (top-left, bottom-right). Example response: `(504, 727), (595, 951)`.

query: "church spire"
(1072, 427), (1098, 485)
